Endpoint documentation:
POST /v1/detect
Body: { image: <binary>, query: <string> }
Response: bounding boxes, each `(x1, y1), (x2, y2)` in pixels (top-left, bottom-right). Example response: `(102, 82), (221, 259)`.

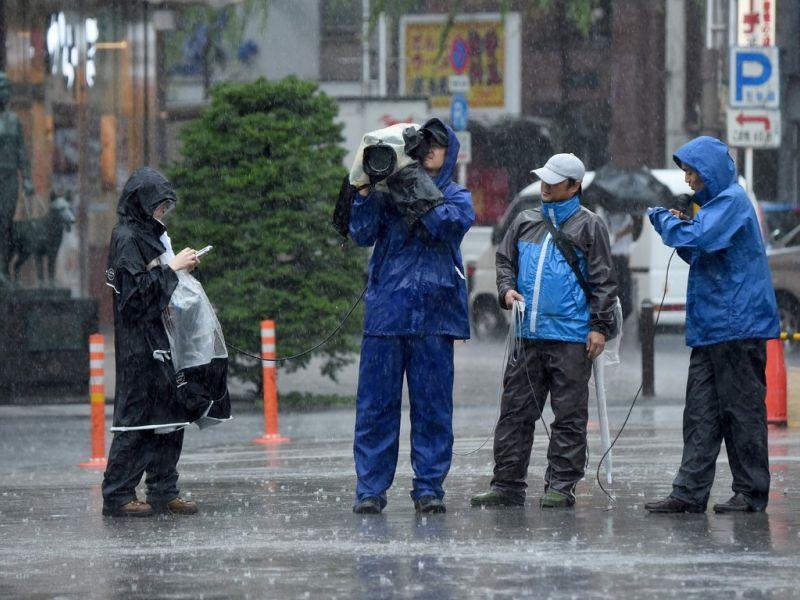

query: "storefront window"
(1, 0), (155, 328)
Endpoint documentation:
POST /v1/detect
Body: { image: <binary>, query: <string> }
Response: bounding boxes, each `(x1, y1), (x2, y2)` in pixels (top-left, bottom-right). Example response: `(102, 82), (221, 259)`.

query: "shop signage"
(737, 0), (776, 47)
(401, 15), (509, 110)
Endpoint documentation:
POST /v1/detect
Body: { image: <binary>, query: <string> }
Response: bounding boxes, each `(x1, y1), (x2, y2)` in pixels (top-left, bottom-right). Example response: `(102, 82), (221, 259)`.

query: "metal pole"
(640, 299), (655, 397)
(378, 12), (387, 97)
(361, 0), (370, 96)
(745, 146), (754, 194)
(0, 0), (6, 70)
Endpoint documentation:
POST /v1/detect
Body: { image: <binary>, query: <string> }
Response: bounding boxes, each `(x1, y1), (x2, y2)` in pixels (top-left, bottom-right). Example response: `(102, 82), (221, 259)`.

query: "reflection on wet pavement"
(1, 404), (798, 598)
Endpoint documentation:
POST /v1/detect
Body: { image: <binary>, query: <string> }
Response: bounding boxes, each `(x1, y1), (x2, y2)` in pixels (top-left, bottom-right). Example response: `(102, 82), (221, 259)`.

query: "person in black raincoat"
(101, 167), (204, 517)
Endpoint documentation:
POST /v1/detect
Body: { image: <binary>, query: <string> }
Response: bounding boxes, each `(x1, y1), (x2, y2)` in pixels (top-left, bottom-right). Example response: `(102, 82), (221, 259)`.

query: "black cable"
(521, 342), (551, 442)
(595, 248), (677, 509)
(453, 304), (551, 457)
(225, 285), (367, 363)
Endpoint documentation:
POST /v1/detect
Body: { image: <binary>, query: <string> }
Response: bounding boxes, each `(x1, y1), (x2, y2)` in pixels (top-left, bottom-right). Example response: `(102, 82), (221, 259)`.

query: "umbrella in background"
(583, 165), (676, 213)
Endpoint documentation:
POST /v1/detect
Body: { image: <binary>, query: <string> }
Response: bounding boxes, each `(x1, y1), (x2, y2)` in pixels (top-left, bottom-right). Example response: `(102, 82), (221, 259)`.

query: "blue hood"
(651, 135), (779, 346)
(673, 136), (737, 205)
(423, 118), (461, 191)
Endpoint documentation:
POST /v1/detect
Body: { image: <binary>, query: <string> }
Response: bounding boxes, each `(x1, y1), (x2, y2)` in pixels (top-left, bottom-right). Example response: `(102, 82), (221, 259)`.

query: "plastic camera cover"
(349, 122), (420, 192)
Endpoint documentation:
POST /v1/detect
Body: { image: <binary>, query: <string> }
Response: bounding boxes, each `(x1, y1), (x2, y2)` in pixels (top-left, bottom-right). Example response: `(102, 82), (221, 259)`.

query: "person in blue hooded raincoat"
(644, 136), (779, 514)
(348, 118), (474, 514)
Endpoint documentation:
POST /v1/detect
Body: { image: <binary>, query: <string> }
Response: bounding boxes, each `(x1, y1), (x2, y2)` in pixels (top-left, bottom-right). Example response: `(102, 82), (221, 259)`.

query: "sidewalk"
(1, 401), (798, 598)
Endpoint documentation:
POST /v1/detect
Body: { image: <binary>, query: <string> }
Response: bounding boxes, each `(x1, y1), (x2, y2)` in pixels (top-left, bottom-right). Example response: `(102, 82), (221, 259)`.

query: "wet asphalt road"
(1, 334), (800, 598)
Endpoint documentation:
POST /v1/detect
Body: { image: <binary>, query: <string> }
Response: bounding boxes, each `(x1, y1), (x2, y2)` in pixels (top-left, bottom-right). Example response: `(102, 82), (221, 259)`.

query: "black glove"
(332, 174), (356, 238)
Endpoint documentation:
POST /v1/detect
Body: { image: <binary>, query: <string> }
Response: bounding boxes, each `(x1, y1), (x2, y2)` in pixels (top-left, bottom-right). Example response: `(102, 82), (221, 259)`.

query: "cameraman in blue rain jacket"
(644, 136), (780, 514)
(348, 118), (474, 514)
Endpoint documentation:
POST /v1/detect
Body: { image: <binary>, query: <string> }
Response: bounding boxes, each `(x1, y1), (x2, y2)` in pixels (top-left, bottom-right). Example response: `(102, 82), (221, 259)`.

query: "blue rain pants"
(354, 335), (454, 506)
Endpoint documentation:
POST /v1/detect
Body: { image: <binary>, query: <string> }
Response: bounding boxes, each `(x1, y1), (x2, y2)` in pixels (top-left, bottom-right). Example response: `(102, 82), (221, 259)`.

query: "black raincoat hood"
(113, 167), (178, 266)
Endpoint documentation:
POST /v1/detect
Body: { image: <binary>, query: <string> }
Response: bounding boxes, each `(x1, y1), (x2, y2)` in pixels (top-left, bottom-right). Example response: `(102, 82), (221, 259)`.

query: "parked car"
(767, 223), (800, 352)
(468, 169), (698, 339)
(761, 201), (800, 246)
(459, 225), (493, 293)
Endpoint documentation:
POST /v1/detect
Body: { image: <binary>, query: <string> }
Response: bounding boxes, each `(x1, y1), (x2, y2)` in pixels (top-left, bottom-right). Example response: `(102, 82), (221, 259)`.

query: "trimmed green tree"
(168, 76), (366, 386)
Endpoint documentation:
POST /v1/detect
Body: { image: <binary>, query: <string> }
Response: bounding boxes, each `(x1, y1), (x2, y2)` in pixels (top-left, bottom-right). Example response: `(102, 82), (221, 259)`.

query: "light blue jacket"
(496, 196), (617, 342)
(649, 136), (779, 347)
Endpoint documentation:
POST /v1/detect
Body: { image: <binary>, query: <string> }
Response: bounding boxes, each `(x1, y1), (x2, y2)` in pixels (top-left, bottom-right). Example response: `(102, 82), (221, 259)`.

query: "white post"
(593, 354), (613, 485)
(745, 146), (754, 194)
(665, 0), (688, 166)
(361, 0), (370, 96)
(728, 0), (737, 47)
(378, 12), (387, 97)
(458, 162), (467, 188)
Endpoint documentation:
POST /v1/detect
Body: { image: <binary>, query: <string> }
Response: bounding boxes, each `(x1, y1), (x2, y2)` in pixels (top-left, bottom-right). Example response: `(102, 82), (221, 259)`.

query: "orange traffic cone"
(765, 339), (787, 427)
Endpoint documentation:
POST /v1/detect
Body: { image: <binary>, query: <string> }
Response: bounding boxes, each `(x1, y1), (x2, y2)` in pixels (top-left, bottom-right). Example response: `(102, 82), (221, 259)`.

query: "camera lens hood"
(362, 142), (397, 183)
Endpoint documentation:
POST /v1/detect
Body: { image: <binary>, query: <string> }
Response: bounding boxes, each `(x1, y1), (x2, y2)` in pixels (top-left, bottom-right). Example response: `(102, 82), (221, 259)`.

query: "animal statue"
(10, 191), (75, 286)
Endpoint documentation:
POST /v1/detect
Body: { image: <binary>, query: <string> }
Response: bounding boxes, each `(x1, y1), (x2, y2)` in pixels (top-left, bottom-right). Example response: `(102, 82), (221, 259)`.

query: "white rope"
(453, 298), (525, 456)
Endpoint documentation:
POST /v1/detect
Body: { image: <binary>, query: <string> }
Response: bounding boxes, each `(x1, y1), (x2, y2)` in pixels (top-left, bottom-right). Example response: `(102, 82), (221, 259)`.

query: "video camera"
(332, 120), (448, 237)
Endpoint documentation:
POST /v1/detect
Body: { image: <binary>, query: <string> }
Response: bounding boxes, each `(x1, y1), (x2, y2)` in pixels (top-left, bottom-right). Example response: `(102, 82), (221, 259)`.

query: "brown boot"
(102, 500), (154, 518)
(161, 497), (198, 515)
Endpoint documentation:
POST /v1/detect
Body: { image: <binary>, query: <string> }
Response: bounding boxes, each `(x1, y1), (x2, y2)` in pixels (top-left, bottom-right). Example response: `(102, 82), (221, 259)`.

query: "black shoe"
(353, 497), (383, 514)
(713, 493), (757, 514)
(644, 496), (705, 514)
(414, 495), (446, 514)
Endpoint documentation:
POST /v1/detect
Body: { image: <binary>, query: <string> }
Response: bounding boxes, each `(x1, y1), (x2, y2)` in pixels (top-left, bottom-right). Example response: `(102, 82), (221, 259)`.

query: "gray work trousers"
(491, 339), (591, 502)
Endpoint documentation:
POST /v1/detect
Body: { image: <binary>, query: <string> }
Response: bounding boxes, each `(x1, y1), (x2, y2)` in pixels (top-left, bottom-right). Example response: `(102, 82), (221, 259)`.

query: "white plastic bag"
(162, 270), (227, 372)
(603, 297), (624, 365)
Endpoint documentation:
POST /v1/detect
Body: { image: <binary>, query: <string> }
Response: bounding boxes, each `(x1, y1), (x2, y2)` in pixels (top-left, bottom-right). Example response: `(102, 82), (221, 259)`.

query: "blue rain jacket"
(496, 196), (617, 343)
(649, 136), (779, 347)
(349, 122), (474, 338)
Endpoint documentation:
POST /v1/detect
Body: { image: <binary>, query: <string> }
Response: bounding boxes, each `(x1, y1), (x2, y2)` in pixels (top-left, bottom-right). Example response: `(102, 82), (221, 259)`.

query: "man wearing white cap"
(471, 153), (617, 509)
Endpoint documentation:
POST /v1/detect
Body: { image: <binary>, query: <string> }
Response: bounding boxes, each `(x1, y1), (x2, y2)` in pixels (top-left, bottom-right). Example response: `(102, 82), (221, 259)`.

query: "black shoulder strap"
(541, 215), (592, 299)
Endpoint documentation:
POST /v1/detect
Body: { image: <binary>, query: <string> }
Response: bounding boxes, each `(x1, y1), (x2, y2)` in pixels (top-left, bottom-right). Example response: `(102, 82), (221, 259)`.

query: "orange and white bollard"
(253, 320), (289, 444)
(78, 333), (108, 469)
(765, 338), (787, 427)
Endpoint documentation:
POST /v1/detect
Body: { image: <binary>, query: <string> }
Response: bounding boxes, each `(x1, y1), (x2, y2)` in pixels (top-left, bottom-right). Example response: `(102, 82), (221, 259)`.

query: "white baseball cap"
(531, 153), (586, 185)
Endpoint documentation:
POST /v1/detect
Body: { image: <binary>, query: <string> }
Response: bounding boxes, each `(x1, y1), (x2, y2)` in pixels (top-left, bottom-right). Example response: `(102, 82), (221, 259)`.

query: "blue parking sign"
(730, 46), (780, 108)
(450, 93), (469, 132)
